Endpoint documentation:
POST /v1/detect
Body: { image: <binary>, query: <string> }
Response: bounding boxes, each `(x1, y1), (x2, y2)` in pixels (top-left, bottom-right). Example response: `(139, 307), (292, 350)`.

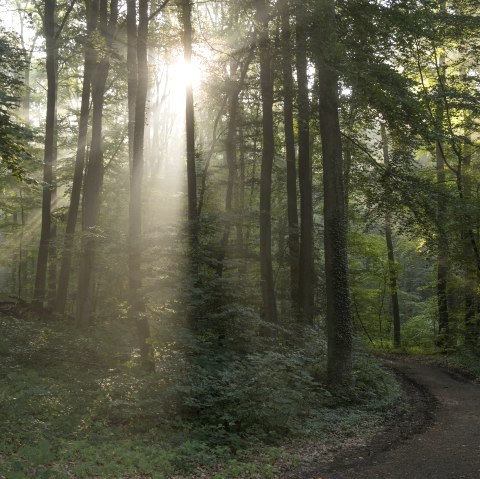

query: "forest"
(0, 0), (480, 477)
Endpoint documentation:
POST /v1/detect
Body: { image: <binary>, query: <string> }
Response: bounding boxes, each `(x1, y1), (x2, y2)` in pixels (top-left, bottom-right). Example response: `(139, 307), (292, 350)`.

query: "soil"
(295, 357), (480, 479)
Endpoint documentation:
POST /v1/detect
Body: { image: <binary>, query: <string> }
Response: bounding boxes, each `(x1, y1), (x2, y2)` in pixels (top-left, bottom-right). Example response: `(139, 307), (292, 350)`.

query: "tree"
(255, 0), (277, 325)
(128, 0), (155, 371)
(55, 0), (97, 315)
(435, 43), (450, 347)
(381, 123), (401, 348)
(280, 0), (300, 310)
(217, 47), (255, 277)
(181, 0), (198, 245)
(295, 0), (314, 324)
(33, 0), (57, 307)
(315, 0), (352, 383)
(76, 0), (118, 325)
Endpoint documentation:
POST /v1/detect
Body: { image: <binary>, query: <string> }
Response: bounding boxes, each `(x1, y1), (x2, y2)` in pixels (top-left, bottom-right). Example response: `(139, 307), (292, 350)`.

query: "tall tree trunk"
(18, 188), (25, 298)
(316, 0), (352, 384)
(381, 124), (401, 348)
(236, 127), (246, 266)
(55, 1), (97, 315)
(76, 0), (117, 325)
(129, 0), (154, 371)
(47, 129), (57, 308)
(33, 0), (56, 307)
(182, 0), (198, 238)
(461, 127), (477, 347)
(281, 0), (300, 309)
(127, 0), (137, 172)
(295, 4), (314, 324)
(217, 51), (254, 277)
(47, 50), (59, 308)
(436, 51), (449, 347)
(217, 75), (239, 277)
(255, 0), (277, 325)
(343, 94), (356, 214)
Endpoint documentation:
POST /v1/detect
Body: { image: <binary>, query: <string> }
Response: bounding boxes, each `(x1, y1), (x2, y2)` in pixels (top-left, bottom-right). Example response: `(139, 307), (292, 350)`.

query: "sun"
(170, 56), (202, 90)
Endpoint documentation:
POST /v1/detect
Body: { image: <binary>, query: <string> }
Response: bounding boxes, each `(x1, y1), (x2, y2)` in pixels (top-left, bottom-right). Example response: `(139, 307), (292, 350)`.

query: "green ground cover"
(0, 316), (402, 478)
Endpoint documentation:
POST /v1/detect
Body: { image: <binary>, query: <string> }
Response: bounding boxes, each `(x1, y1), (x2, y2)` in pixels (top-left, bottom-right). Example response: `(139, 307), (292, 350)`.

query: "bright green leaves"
(0, 27), (33, 182)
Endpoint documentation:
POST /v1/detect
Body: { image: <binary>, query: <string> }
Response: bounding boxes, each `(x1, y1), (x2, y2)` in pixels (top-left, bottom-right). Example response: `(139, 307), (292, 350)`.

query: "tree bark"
(182, 0), (197, 228)
(436, 53), (450, 347)
(381, 124), (401, 348)
(255, 0), (277, 325)
(33, 0), (56, 307)
(217, 50), (254, 277)
(128, 0), (155, 371)
(316, 0), (352, 384)
(127, 0), (137, 172)
(236, 127), (246, 267)
(76, 0), (117, 325)
(55, 0), (97, 315)
(281, 0), (300, 309)
(47, 49), (59, 309)
(296, 4), (314, 324)
(47, 135), (57, 308)
(18, 188), (25, 298)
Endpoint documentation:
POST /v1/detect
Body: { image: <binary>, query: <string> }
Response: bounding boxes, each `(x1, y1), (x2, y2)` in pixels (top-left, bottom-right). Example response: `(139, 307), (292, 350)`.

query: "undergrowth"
(0, 315), (402, 478)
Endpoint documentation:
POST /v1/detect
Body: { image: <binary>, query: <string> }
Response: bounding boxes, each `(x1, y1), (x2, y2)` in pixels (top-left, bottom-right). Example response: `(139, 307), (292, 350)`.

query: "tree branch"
(55, 0), (77, 39)
(148, 0), (170, 22)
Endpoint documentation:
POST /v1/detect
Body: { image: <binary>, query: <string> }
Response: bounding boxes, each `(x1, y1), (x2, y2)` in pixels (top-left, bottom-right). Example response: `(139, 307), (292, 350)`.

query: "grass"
(0, 315), (403, 478)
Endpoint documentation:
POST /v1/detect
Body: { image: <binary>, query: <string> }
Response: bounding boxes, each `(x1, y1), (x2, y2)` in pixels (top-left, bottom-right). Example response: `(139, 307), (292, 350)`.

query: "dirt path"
(321, 358), (480, 479)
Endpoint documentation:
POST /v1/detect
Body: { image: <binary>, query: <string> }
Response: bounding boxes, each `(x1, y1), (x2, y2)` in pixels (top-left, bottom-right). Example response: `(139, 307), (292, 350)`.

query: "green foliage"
(0, 27), (34, 182)
(402, 299), (437, 348)
(0, 315), (402, 478)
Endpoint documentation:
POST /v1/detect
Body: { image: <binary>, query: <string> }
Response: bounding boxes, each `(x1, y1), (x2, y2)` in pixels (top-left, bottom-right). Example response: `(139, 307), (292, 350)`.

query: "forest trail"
(320, 358), (480, 479)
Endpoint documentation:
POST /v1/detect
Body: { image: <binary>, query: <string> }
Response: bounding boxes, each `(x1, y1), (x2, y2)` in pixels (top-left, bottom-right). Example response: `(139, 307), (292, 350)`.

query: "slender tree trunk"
(236, 127), (246, 265)
(218, 51), (254, 277)
(385, 221), (401, 347)
(433, 0), (449, 347)
(461, 130), (477, 347)
(182, 0), (198, 234)
(129, 0), (155, 371)
(33, 0), (56, 307)
(436, 72), (449, 346)
(295, 4), (314, 324)
(11, 213), (18, 294)
(18, 188), (25, 298)
(127, 0), (137, 172)
(47, 50), (59, 308)
(343, 95), (356, 213)
(55, 1), (96, 315)
(281, 0), (300, 308)
(76, 0), (117, 325)
(255, 0), (277, 325)
(464, 281), (476, 346)
(217, 72), (239, 277)
(381, 124), (401, 348)
(244, 132), (259, 276)
(47, 141), (57, 308)
(316, 0), (352, 384)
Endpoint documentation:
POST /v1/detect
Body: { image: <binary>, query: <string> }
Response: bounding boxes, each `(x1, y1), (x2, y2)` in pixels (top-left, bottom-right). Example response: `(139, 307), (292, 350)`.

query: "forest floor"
(2, 309), (479, 478)
(291, 357), (480, 479)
